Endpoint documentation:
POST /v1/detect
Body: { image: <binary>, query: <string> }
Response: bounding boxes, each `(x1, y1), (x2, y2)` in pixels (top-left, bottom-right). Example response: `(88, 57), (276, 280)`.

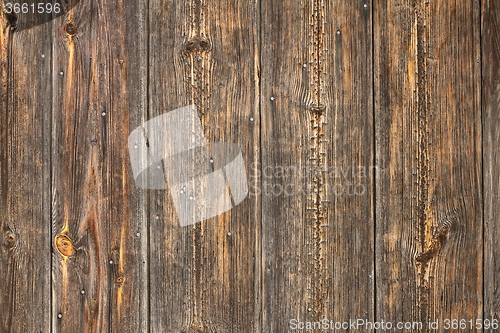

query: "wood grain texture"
(261, 0), (374, 331)
(147, 0), (260, 331)
(482, 0), (500, 323)
(0, 0), (497, 332)
(0, 5), (52, 333)
(51, 0), (148, 332)
(374, 0), (482, 326)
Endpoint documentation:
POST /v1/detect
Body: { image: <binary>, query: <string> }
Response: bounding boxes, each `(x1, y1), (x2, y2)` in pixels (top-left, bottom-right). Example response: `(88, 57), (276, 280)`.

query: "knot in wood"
(55, 234), (75, 257)
(4, 11), (17, 27)
(64, 22), (77, 36)
(4, 231), (16, 249)
(182, 37), (212, 54)
(310, 104), (326, 116)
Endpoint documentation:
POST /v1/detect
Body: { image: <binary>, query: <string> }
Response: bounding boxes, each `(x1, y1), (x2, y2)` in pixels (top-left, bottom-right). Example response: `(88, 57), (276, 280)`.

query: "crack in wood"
(306, 0), (328, 319)
(411, 0), (434, 321)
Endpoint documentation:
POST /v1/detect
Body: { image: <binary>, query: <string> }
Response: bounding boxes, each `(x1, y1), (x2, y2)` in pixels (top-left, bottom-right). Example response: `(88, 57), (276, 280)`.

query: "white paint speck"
(209, 158), (214, 163)
(41, 54), (45, 58)
(303, 63), (307, 68)
(364, 3), (368, 7)
(250, 117), (254, 122)
(58, 314), (62, 319)
(336, 30), (341, 34)
(136, 232), (140, 237)
(81, 290), (85, 295)
(270, 96), (275, 101)
(227, 232), (232, 236)
(109, 260), (113, 264)
(59, 71), (64, 76)
(101, 111), (106, 116)
(189, 196), (193, 200)
(133, 145), (138, 149)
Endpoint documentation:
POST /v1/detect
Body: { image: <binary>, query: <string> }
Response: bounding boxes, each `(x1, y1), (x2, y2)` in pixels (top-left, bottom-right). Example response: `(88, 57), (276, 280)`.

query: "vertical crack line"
(478, 0), (484, 325)
(50, 10), (57, 333)
(371, 0), (377, 324)
(413, 0), (430, 321)
(308, 0), (327, 319)
(184, 0), (211, 327)
(145, 0), (151, 331)
(48, 14), (54, 333)
(186, 0), (211, 119)
(256, 0), (263, 329)
(313, 0), (324, 108)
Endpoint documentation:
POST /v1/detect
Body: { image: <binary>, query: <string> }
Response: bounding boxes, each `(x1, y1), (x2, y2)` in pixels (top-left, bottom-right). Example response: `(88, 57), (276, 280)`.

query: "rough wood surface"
(260, 0), (374, 331)
(50, 0), (148, 332)
(374, 0), (482, 326)
(482, 0), (500, 323)
(0, 0), (497, 332)
(0, 4), (52, 332)
(147, 0), (259, 332)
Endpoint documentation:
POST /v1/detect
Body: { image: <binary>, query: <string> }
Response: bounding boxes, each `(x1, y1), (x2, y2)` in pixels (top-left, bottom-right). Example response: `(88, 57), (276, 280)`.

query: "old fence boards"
(260, 0), (374, 331)
(50, 0), (149, 332)
(483, 0), (500, 324)
(0, 8), (52, 333)
(0, 0), (498, 332)
(374, 0), (482, 326)
(147, 0), (259, 331)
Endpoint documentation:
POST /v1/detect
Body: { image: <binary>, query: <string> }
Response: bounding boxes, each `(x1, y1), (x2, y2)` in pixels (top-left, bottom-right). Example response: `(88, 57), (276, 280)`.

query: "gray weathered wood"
(0, 7), (52, 332)
(147, 0), (260, 331)
(261, 0), (375, 331)
(1, 1), (497, 332)
(50, 0), (148, 332)
(374, 0), (482, 326)
(482, 0), (500, 324)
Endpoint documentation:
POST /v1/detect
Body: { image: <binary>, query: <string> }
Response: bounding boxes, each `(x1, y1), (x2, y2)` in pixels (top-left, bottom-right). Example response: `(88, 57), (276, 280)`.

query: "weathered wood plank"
(0, 7), (52, 333)
(261, 0), (375, 331)
(374, 0), (482, 327)
(51, 0), (148, 332)
(147, 0), (260, 331)
(482, 0), (500, 324)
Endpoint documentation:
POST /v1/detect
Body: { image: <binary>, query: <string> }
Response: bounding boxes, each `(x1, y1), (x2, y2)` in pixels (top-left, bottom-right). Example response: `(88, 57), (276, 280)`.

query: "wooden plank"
(51, 0), (148, 331)
(147, 0), (260, 331)
(261, 0), (374, 331)
(482, 0), (500, 324)
(0, 9), (52, 333)
(374, 0), (482, 327)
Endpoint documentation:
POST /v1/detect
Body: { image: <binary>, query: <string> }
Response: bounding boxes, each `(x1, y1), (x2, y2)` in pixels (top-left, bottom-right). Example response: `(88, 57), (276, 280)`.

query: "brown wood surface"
(483, 0), (500, 324)
(50, 0), (148, 332)
(0, 0), (498, 332)
(147, 0), (260, 331)
(375, 0), (482, 326)
(261, 0), (374, 331)
(0, 3), (52, 332)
